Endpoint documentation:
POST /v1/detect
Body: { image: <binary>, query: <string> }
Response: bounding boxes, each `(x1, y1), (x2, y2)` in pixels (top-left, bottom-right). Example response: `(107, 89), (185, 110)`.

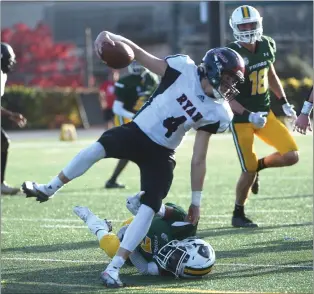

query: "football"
(100, 41), (134, 69)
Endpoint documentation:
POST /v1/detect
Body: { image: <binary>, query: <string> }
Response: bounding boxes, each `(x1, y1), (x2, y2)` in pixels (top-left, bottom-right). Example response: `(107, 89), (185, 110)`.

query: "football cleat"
(100, 270), (125, 288)
(73, 206), (112, 234)
(1, 182), (21, 195)
(251, 173), (260, 195)
(22, 181), (51, 203)
(232, 215), (258, 228)
(105, 181), (126, 189)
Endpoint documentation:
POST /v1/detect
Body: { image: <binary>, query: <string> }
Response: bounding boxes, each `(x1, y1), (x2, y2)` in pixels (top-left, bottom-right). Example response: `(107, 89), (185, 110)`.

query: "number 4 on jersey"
(163, 116), (187, 138)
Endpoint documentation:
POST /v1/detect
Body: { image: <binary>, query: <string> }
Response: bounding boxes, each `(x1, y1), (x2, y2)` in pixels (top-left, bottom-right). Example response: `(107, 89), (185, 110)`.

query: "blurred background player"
(227, 5), (299, 228)
(99, 70), (120, 130)
(105, 61), (159, 189)
(73, 192), (215, 280)
(294, 87), (313, 135)
(1, 42), (27, 195)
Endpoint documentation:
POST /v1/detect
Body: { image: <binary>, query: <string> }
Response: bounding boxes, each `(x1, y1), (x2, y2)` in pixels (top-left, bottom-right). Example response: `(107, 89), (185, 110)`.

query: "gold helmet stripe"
(241, 6), (250, 18)
(183, 265), (213, 276)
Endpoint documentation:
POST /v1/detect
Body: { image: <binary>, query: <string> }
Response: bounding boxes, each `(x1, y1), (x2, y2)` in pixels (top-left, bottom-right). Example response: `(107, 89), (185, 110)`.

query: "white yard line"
(2, 220), (312, 230)
(37, 221), (312, 228)
(2, 257), (312, 269)
(1, 209), (301, 224)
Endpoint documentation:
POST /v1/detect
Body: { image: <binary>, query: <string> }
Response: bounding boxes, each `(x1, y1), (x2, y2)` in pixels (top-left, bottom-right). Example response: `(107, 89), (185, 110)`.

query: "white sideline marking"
(2, 257), (312, 269)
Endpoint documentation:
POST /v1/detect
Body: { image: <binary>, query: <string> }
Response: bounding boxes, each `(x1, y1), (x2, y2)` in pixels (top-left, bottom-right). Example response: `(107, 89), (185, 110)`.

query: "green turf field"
(1, 131), (313, 294)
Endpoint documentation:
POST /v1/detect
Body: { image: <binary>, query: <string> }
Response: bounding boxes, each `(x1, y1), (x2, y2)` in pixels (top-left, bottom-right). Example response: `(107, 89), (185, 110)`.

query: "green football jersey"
(138, 203), (197, 262)
(226, 35), (276, 123)
(114, 72), (159, 114)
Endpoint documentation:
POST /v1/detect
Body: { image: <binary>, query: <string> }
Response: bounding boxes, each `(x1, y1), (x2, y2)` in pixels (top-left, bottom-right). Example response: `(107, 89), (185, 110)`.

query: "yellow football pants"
(230, 111), (298, 172)
(98, 217), (134, 258)
(114, 115), (132, 127)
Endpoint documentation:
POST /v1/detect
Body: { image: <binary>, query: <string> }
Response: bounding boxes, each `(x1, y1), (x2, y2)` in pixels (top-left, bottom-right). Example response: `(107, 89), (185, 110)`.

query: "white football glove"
(248, 111), (268, 128)
(126, 191), (145, 215)
(282, 103), (297, 120)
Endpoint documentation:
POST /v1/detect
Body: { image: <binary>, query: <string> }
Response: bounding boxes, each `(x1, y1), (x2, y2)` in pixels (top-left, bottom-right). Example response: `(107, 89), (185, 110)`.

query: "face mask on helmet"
(213, 71), (243, 102)
(229, 5), (263, 44)
(200, 48), (245, 102)
(155, 238), (216, 278)
(128, 61), (146, 75)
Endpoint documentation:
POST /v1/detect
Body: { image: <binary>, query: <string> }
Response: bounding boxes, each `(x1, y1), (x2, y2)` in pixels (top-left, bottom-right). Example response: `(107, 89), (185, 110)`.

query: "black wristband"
(278, 97), (288, 106)
(243, 110), (250, 120)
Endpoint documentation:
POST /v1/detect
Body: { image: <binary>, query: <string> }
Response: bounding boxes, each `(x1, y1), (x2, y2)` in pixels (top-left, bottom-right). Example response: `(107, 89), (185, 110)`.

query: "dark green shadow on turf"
(216, 239), (313, 259)
(1, 263), (198, 294)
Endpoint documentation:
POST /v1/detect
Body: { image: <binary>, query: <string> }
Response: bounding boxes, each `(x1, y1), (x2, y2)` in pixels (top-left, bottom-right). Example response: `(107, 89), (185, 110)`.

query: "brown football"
(100, 41), (134, 69)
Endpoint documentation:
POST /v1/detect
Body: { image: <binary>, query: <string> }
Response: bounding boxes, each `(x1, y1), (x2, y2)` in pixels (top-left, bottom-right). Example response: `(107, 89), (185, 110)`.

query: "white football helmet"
(229, 5), (263, 44)
(155, 237), (215, 278)
(128, 60), (147, 75)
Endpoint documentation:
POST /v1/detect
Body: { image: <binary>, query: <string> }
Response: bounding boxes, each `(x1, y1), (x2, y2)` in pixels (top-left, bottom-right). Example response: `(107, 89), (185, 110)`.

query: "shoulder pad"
(165, 54), (195, 72)
(262, 35), (276, 53)
(225, 42), (241, 50)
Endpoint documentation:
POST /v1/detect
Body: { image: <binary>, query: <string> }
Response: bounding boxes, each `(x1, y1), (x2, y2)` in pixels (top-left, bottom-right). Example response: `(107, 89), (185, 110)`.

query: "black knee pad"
(141, 195), (163, 214)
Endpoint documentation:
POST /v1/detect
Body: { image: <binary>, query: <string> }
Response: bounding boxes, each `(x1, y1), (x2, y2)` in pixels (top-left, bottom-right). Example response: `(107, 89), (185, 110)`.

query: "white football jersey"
(133, 55), (234, 150)
(1, 70), (7, 97)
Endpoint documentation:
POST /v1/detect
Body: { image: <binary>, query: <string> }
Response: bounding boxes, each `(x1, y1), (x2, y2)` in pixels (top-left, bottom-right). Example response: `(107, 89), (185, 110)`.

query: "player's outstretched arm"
(294, 87), (313, 135)
(229, 99), (267, 128)
(188, 130), (211, 225)
(94, 31), (167, 77)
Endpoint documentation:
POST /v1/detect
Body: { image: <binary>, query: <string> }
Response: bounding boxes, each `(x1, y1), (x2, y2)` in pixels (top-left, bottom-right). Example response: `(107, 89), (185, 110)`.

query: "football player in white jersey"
(1, 43), (27, 195)
(22, 30), (245, 287)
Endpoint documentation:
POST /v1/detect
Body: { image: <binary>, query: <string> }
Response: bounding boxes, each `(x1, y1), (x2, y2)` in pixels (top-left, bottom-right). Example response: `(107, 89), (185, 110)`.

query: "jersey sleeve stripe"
(165, 54), (188, 61)
(197, 121), (220, 134)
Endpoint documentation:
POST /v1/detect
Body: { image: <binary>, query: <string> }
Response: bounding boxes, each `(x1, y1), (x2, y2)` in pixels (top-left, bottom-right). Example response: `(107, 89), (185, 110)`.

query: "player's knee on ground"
(99, 233), (120, 258)
(282, 151), (299, 166)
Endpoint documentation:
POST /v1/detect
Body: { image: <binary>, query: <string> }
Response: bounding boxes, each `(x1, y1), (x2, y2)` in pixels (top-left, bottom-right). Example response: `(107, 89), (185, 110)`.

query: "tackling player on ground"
(1, 43), (27, 195)
(294, 87), (313, 135)
(227, 5), (299, 228)
(22, 30), (245, 287)
(105, 62), (158, 189)
(73, 192), (215, 280)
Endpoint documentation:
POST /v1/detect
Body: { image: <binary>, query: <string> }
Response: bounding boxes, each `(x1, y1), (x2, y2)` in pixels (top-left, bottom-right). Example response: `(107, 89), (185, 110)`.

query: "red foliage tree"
(1, 22), (85, 88)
